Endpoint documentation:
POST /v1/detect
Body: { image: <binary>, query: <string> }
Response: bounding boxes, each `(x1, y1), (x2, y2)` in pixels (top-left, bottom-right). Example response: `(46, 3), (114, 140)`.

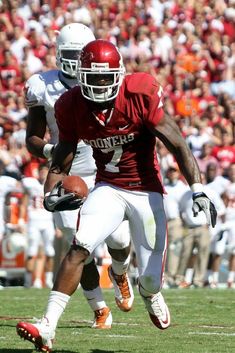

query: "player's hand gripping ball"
(44, 175), (89, 212)
(61, 175), (89, 199)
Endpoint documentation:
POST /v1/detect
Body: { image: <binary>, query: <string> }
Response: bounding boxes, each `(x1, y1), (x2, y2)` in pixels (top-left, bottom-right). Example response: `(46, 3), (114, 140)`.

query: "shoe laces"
(94, 308), (105, 319)
(113, 272), (130, 299)
(150, 294), (164, 317)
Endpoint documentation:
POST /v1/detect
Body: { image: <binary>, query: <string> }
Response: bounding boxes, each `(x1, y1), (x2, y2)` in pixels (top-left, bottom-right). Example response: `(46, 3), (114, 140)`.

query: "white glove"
(43, 181), (84, 212)
(192, 192), (217, 228)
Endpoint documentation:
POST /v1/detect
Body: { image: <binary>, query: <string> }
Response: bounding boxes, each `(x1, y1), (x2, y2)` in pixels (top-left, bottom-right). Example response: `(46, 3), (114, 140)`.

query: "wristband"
(43, 144), (54, 159)
(190, 183), (203, 193)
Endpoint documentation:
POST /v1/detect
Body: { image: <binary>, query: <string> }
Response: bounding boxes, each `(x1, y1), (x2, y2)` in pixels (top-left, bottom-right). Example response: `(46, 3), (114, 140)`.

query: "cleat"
(141, 292), (170, 330)
(92, 306), (112, 329)
(32, 278), (43, 289)
(178, 281), (191, 289)
(16, 317), (55, 352)
(108, 266), (134, 312)
(209, 281), (218, 289)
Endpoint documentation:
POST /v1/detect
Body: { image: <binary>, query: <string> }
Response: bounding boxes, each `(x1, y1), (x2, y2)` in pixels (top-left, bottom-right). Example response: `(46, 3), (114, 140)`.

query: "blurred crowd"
(0, 0), (235, 289)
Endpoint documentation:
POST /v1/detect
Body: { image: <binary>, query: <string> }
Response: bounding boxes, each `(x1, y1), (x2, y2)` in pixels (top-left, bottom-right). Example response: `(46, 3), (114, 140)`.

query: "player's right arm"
(43, 89), (81, 212)
(24, 74), (54, 159)
(26, 106), (50, 158)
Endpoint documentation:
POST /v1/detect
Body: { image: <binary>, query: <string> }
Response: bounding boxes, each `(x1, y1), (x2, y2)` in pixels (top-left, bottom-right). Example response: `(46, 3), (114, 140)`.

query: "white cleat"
(141, 292), (170, 330)
(16, 317), (55, 352)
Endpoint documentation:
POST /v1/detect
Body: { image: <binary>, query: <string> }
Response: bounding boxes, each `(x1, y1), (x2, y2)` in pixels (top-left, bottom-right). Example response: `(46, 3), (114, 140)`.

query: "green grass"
(0, 287), (235, 353)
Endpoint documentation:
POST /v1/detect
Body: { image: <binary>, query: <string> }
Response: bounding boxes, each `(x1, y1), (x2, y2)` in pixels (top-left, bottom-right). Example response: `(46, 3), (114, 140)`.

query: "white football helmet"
(77, 39), (126, 102)
(56, 23), (95, 77)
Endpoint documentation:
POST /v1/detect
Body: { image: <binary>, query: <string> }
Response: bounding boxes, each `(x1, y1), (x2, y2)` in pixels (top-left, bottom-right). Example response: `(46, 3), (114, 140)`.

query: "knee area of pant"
(138, 275), (161, 296)
(106, 236), (130, 250)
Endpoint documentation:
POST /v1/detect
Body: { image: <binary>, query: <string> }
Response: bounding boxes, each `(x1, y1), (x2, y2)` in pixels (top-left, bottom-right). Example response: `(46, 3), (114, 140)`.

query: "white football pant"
(75, 182), (168, 293)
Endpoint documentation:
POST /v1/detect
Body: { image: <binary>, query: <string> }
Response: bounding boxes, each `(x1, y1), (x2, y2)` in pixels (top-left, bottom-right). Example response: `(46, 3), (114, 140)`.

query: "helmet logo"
(91, 63), (109, 71)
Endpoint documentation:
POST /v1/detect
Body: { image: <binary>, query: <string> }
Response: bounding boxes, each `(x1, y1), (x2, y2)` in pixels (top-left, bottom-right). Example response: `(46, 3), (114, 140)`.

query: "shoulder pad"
(125, 72), (160, 96)
(25, 70), (59, 107)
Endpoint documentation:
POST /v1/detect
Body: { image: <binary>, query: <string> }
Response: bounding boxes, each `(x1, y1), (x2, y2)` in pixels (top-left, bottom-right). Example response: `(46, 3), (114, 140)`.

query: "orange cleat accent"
(92, 306), (112, 329)
(108, 266), (134, 312)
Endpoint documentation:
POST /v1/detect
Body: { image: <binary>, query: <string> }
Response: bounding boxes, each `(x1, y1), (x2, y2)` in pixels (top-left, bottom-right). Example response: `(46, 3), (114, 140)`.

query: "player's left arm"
(150, 113), (217, 227)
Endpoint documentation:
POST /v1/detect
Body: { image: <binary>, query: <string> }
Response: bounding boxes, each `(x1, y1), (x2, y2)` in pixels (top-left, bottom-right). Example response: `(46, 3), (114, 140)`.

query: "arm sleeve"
(24, 74), (45, 107)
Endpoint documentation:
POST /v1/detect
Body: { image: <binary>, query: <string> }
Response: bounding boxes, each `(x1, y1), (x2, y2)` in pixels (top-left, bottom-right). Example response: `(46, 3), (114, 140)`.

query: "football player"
(21, 164), (55, 289)
(17, 40), (217, 352)
(22, 25), (133, 329)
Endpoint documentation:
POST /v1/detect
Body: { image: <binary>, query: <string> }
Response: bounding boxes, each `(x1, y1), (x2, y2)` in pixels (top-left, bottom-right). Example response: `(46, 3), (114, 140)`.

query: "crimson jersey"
(55, 72), (165, 193)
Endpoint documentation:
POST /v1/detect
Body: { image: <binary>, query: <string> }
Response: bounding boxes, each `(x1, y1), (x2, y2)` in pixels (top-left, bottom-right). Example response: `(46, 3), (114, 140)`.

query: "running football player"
(17, 40), (217, 352)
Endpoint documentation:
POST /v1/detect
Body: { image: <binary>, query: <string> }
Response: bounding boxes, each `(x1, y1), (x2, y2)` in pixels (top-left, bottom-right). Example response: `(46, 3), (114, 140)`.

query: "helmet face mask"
(59, 49), (81, 78)
(56, 23), (95, 78)
(77, 40), (126, 102)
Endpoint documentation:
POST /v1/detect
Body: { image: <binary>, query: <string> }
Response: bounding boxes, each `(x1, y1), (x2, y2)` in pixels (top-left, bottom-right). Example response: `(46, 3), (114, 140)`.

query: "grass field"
(0, 287), (234, 353)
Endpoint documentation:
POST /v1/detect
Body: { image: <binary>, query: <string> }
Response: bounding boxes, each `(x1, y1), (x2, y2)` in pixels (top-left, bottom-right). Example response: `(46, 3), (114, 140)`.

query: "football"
(61, 175), (89, 199)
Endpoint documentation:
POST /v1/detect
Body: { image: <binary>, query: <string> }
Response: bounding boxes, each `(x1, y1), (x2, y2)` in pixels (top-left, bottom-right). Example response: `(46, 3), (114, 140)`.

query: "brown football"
(61, 175), (89, 199)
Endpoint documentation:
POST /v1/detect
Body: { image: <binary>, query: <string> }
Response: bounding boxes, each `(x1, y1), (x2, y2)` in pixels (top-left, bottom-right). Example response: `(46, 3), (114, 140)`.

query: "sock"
(45, 272), (53, 283)
(227, 271), (235, 283)
(33, 278), (43, 288)
(24, 272), (32, 288)
(185, 268), (194, 284)
(44, 291), (70, 329)
(212, 272), (219, 283)
(206, 269), (212, 282)
(83, 286), (107, 311)
(111, 254), (130, 275)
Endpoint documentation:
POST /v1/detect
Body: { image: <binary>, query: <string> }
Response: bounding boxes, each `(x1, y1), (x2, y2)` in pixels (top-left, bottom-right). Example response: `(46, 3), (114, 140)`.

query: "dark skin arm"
(151, 113), (202, 186)
(44, 141), (78, 194)
(26, 106), (48, 158)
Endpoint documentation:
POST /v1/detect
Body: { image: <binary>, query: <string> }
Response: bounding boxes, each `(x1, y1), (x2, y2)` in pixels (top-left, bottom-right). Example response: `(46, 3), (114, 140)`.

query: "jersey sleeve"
(54, 90), (78, 143)
(24, 73), (46, 108)
(145, 84), (164, 128)
(126, 73), (164, 129)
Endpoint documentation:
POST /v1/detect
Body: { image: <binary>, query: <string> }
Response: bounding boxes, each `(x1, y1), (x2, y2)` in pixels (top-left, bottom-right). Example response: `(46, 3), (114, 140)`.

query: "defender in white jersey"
(24, 23), (133, 329)
(22, 164), (55, 289)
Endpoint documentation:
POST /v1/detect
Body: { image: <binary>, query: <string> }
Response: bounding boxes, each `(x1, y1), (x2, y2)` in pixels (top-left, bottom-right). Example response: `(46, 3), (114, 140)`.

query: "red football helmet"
(77, 40), (125, 103)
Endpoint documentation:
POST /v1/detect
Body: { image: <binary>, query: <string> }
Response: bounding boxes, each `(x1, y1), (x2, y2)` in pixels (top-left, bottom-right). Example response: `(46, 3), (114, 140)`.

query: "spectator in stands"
(163, 164), (189, 287)
(211, 130), (235, 175)
(196, 142), (220, 174)
(208, 163), (235, 288)
(176, 186), (211, 288)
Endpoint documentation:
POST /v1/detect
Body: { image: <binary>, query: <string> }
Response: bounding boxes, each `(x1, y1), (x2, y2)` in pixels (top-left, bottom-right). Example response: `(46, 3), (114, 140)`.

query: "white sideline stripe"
(199, 325), (233, 329)
(101, 334), (136, 338)
(71, 319), (139, 326)
(189, 332), (235, 336)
